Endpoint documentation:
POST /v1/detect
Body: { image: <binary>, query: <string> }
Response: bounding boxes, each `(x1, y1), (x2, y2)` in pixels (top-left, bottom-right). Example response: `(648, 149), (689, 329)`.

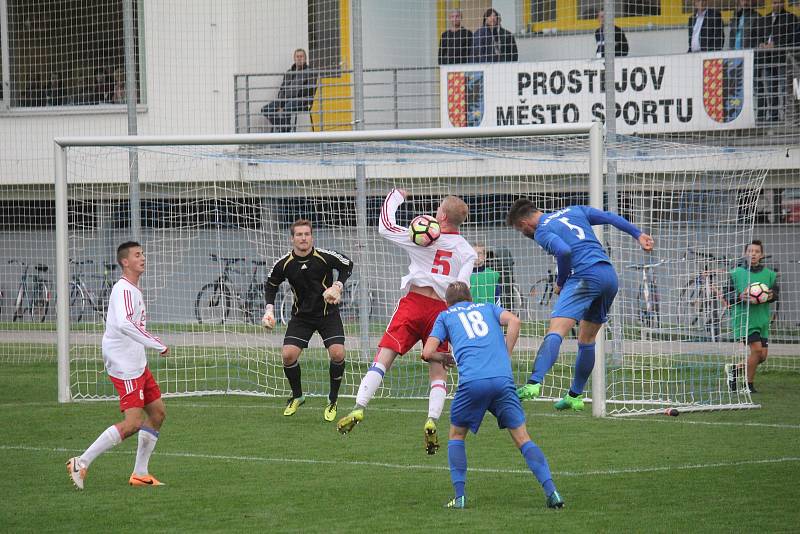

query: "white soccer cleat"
(66, 457), (87, 490)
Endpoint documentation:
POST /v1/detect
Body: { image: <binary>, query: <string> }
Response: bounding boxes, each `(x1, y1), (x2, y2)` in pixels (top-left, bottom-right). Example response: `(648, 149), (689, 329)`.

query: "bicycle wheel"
(12, 287), (24, 322)
(279, 289), (294, 325)
(195, 283), (232, 325)
(31, 282), (50, 323)
(69, 283), (86, 323)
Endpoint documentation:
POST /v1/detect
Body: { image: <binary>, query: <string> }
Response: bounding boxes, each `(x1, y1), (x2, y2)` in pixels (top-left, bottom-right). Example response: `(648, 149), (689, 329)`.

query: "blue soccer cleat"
(445, 495), (466, 509)
(546, 490), (564, 509)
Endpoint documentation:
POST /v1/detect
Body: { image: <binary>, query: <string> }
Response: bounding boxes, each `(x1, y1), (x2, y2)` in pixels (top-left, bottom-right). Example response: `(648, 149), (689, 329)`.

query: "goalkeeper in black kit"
(262, 219), (354, 421)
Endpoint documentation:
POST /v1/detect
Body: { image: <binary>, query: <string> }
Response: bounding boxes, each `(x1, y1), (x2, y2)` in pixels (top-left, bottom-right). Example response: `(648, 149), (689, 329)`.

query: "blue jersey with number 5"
(430, 302), (512, 384)
(533, 206), (642, 287)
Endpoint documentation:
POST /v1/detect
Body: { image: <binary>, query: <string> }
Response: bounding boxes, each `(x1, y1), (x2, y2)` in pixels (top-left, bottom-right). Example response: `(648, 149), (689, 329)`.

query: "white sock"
(355, 362), (386, 408)
(133, 426), (160, 476)
(80, 425), (123, 467)
(428, 379), (447, 420)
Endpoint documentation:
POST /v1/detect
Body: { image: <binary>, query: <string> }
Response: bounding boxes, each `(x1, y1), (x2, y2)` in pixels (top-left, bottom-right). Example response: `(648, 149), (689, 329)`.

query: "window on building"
(530, 0), (558, 24)
(308, 0), (341, 76)
(579, 0), (661, 20)
(4, 0), (141, 108)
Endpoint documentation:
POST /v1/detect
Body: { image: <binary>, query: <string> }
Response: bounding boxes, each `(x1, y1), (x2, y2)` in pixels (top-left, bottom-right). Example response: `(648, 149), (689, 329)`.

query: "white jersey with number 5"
(379, 189), (477, 300)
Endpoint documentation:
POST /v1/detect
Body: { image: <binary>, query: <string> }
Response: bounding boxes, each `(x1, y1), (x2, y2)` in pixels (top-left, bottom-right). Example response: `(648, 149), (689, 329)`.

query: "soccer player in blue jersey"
(506, 199), (654, 410)
(422, 281), (563, 510)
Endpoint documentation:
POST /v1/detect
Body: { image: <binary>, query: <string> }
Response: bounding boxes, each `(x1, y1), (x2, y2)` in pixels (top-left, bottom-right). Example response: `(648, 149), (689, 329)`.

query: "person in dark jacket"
(728, 0), (760, 50)
(472, 8), (518, 63)
(438, 9), (473, 65)
(757, 0), (800, 121)
(687, 0), (725, 52)
(261, 49), (317, 133)
(595, 10), (629, 58)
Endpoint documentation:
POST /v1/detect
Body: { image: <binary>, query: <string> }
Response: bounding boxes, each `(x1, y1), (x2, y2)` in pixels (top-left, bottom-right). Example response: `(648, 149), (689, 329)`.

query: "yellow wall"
(313, 0), (354, 131)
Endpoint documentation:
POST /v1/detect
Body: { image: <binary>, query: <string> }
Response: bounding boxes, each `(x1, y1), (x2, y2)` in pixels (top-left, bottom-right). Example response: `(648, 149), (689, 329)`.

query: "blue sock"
(531, 333), (563, 384)
(570, 343), (596, 395)
(448, 439), (467, 498)
(520, 440), (556, 497)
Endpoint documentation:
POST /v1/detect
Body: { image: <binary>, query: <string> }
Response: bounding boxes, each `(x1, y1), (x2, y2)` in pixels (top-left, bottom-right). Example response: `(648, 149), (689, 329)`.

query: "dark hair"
(505, 198), (540, 227)
(116, 241), (141, 267)
(290, 219), (313, 236)
(745, 240), (764, 253)
(445, 281), (472, 306)
(482, 7), (500, 26)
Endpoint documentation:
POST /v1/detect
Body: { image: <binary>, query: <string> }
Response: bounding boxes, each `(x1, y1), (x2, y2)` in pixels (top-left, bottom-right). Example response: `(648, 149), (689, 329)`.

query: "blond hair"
(440, 196), (468, 227)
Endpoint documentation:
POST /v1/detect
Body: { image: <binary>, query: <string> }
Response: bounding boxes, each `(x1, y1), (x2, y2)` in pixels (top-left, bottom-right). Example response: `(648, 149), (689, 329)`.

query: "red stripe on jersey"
(124, 290), (133, 319)
(381, 192), (404, 233)
(123, 289), (163, 345)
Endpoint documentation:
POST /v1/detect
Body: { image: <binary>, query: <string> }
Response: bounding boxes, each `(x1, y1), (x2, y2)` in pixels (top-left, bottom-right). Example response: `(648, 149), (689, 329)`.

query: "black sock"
(527, 379), (540, 385)
(747, 382), (755, 390)
(283, 361), (302, 398)
(329, 359), (346, 403)
(568, 390), (579, 398)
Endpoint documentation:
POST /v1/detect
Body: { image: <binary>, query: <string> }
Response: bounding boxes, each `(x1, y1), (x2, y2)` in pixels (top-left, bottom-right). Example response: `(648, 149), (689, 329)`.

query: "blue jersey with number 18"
(430, 301), (512, 384)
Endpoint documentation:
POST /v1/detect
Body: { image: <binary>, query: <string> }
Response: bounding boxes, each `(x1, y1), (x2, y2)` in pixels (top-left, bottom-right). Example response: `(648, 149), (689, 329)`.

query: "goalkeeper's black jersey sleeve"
(265, 247), (353, 318)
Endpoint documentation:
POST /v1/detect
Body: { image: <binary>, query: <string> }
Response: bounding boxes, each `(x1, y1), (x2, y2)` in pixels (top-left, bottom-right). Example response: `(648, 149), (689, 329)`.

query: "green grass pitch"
(1, 362), (798, 533)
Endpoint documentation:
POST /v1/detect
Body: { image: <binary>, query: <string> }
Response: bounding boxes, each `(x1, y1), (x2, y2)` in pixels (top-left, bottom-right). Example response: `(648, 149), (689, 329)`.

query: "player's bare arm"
(499, 310), (521, 355)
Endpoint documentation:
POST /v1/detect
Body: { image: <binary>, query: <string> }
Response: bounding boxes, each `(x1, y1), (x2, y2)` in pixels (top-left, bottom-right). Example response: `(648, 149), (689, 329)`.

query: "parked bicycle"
(626, 258), (669, 330)
(195, 254), (268, 325)
(10, 260), (50, 323)
(69, 259), (118, 323)
(680, 249), (733, 342)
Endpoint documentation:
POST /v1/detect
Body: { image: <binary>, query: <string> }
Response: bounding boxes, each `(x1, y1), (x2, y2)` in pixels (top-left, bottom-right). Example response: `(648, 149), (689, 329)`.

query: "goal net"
(56, 126), (772, 416)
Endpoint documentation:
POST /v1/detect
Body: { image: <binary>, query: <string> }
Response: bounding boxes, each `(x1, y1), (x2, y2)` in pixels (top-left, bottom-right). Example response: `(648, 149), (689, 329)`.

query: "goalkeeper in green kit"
(723, 240), (778, 394)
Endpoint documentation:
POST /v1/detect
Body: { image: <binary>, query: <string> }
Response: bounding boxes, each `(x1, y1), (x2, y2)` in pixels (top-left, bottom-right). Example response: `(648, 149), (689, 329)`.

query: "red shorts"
(109, 367), (162, 412)
(379, 292), (449, 356)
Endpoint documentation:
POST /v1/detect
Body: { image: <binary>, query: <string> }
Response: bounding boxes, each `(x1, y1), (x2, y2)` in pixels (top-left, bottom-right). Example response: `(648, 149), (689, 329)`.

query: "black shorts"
(745, 332), (768, 347)
(284, 312), (345, 349)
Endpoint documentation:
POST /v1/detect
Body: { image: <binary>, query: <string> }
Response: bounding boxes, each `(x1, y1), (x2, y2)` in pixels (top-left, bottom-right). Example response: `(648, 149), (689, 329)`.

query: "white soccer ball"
(747, 282), (770, 304)
(409, 215), (441, 247)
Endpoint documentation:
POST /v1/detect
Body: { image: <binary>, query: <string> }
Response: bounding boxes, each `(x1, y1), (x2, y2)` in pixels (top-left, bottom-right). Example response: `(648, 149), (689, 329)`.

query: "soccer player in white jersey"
(67, 242), (169, 490)
(338, 188), (477, 454)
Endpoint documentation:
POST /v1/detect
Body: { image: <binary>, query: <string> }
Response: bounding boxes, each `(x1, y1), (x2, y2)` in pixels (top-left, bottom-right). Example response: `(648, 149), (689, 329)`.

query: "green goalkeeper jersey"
(728, 265), (777, 339)
(470, 267), (500, 304)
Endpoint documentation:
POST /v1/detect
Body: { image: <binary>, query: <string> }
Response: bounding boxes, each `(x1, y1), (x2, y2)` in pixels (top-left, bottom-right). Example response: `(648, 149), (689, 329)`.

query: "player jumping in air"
(507, 199), (654, 410)
(422, 281), (563, 509)
(67, 242), (169, 490)
(262, 219), (353, 420)
(337, 188), (476, 454)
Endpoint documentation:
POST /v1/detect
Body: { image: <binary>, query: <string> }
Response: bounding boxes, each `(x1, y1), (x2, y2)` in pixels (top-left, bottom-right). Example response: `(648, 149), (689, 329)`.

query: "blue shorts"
(552, 262), (618, 324)
(449, 376), (526, 434)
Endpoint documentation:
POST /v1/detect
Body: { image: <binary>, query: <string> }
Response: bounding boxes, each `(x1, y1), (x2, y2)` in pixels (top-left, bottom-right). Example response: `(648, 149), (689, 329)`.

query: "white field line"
(1, 444), (798, 478)
(3, 400), (799, 430)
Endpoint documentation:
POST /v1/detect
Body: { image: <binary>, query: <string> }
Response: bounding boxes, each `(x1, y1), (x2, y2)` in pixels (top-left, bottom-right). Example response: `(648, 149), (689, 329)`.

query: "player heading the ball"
(67, 241), (169, 490)
(422, 281), (564, 510)
(507, 199), (654, 410)
(262, 219), (353, 421)
(338, 188), (477, 455)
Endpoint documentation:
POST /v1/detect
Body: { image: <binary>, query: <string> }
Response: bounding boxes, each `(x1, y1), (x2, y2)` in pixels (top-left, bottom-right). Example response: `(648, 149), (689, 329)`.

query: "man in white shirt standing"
(67, 241), (169, 490)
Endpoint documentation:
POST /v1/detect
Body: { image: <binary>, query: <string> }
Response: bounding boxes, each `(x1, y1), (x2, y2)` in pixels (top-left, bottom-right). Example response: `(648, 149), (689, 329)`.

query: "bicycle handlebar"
(210, 253), (245, 264)
(625, 258), (672, 270)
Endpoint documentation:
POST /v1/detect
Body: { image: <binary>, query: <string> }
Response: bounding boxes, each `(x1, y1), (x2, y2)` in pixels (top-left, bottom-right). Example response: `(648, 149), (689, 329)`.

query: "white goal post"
(54, 123), (765, 417)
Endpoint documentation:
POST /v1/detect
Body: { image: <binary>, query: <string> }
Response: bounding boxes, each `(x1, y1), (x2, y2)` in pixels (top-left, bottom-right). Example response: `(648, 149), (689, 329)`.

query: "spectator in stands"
(261, 49), (317, 133)
(112, 67), (127, 104)
(757, 0), (800, 121)
(687, 0), (724, 52)
(729, 0), (760, 50)
(473, 8), (518, 63)
(595, 9), (629, 58)
(470, 244), (501, 305)
(438, 9), (473, 65)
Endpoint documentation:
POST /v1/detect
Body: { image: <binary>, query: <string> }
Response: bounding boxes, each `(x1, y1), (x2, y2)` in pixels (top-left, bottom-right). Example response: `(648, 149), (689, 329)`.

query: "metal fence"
(235, 50), (800, 145)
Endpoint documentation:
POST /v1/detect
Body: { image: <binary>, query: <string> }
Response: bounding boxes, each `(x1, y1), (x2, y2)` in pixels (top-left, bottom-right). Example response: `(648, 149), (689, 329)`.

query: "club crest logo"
(447, 71), (484, 127)
(703, 58), (744, 123)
